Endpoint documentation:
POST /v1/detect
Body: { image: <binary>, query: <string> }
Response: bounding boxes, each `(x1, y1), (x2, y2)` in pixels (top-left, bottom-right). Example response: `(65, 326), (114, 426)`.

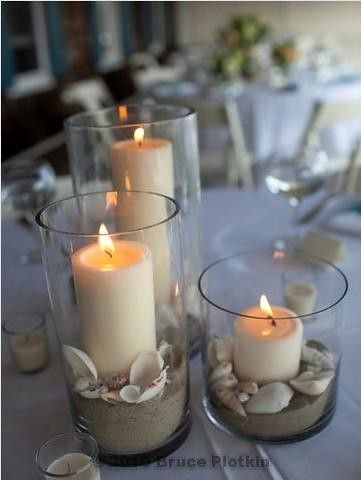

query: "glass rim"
(198, 249), (348, 319)
(64, 103), (196, 129)
(35, 190), (180, 237)
(2, 313), (45, 335)
(35, 432), (98, 478)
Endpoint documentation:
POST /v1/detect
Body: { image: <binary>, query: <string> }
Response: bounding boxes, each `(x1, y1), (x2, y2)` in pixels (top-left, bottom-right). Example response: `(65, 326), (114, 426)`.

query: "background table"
(2, 187), (361, 479)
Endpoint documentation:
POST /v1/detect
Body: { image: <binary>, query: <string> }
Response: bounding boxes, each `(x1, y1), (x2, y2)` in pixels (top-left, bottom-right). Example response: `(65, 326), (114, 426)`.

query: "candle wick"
(105, 249), (113, 259)
(137, 141), (142, 148)
(268, 315), (277, 327)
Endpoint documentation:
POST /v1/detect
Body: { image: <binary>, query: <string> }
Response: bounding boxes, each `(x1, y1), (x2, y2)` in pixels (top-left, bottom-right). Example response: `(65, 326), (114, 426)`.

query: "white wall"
(176, 1), (361, 64)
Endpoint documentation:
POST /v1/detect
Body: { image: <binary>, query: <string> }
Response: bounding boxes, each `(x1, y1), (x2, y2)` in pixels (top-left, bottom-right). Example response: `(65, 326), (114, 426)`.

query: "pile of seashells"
(208, 336), (335, 416)
(63, 340), (180, 405)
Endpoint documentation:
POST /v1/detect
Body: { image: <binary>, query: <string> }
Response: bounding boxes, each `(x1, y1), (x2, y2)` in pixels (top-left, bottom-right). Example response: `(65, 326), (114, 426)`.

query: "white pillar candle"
(110, 127), (174, 197)
(71, 224), (156, 377)
(233, 295), (303, 384)
(284, 282), (317, 316)
(110, 128), (174, 304)
(46, 453), (99, 480)
(11, 331), (48, 373)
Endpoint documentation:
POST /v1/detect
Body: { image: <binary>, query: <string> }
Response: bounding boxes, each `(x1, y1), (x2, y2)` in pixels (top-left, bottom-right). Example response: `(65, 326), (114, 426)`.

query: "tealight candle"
(71, 224), (156, 377)
(284, 282), (317, 316)
(233, 295), (303, 384)
(46, 453), (99, 480)
(3, 314), (49, 373)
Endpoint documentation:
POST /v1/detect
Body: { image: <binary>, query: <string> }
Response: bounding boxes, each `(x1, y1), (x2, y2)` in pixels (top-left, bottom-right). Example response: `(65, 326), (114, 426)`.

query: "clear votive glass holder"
(36, 432), (100, 479)
(199, 250), (348, 443)
(36, 191), (191, 465)
(2, 313), (49, 373)
(65, 104), (202, 354)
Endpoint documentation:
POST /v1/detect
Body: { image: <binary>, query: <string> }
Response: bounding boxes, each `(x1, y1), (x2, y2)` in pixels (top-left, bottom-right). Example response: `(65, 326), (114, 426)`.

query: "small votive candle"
(3, 313), (49, 373)
(36, 432), (100, 480)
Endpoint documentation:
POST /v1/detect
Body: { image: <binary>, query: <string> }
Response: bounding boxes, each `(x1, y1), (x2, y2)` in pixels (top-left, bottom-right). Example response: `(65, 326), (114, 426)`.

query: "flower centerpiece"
(213, 15), (270, 81)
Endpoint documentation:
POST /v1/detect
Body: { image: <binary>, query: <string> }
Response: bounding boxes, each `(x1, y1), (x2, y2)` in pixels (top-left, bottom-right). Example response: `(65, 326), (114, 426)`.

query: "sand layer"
(72, 363), (187, 454)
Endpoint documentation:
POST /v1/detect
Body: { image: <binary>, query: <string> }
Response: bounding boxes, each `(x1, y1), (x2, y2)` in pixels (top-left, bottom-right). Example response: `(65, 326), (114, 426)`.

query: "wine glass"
(2, 158), (56, 264)
(265, 146), (329, 250)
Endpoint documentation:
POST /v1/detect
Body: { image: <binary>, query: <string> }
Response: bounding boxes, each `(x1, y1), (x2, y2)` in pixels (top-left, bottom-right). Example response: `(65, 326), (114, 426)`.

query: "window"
(95, 2), (124, 72)
(4, 2), (54, 97)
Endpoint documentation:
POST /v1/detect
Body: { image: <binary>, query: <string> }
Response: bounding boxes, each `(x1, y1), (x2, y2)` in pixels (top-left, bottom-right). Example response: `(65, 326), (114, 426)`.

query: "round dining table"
(2, 185), (361, 480)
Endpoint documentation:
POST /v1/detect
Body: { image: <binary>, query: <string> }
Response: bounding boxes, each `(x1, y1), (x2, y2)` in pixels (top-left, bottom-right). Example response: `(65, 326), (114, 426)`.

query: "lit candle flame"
(118, 105), (128, 122)
(134, 127), (144, 146)
(105, 191), (117, 210)
(260, 294), (276, 327)
(98, 224), (115, 259)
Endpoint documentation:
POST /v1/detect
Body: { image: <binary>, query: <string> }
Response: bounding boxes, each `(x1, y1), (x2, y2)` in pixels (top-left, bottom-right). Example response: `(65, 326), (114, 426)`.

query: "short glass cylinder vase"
(65, 104), (202, 354)
(199, 250), (348, 443)
(36, 191), (191, 465)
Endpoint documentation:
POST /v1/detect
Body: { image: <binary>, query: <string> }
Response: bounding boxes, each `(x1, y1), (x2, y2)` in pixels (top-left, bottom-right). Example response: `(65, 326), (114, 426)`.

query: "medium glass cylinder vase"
(65, 104), (202, 354)
(36, 191), (191, 466)
(199, 250), (348, 443)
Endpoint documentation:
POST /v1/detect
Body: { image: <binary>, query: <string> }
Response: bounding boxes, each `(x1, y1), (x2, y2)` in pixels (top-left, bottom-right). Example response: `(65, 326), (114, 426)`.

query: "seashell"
(207, 337), (233, 368)
(209, 362), (232, 385)
(238, 381), (258, 395)
(137, 368), (168, 402)
(210, 373), (238, 392)
(101, 390), (121, 403)
(245, 382), (294, 414)
(119, 385), (141, 403)
(307, 364), (322, 373)
(158, 341), (183, 369)
(120, 368), (168, 403)
(73, 377), (92, 393)
(301, 345), (334, 370)
(129, 351), (164, 391)
(105, 373), (128, 391)
(238, 392), (250, 403)
(290, 370), (334, 395)
(80, 385), (108, 399)
(216, 388), (246, 417)
(63, 345), (98, 383)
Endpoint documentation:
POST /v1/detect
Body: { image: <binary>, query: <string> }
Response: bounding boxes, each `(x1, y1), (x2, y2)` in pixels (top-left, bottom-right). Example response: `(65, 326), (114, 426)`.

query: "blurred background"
(2, 1), (361, 187)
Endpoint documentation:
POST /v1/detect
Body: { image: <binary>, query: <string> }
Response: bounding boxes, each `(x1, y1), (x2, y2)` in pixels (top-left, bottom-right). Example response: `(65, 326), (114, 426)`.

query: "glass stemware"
(265, 146), (329, 250)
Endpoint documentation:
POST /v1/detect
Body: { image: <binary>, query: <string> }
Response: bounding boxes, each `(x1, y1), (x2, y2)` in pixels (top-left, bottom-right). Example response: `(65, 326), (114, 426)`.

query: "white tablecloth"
(2, 188), (361, 480)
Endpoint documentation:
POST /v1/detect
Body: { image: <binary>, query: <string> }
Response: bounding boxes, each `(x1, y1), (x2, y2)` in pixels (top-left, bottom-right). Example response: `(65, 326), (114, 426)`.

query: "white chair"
(154, 95), (253, 188)
(61, 78), (115, 111)
(301, 99), (361, 176)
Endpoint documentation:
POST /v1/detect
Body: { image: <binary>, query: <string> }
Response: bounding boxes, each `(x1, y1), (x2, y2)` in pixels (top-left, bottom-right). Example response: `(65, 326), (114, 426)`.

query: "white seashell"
(238, 392), (250, 403)
(120, 368), (168, 403)
(80, 385), (108, 399)
(207, 337), (233, 368)
(119, 385), (141, 403)
(129, 351), (164, 391)
(209, 362), (232, 385)
(238, 381), (258, 395)
(302, 345), (334, 370)
(216, 388), (246, 417)
(307, 364), (322, 373)
(290, 370), (334, 395)
(157, 341), (183, 369)
(73, 377), (92, 393)
(101, 390), (121, 403)
(210, 373), (238, 392)
(245, 382), (294, 414)
(63, 345), (98, 383)
(137, 368), (168, 402)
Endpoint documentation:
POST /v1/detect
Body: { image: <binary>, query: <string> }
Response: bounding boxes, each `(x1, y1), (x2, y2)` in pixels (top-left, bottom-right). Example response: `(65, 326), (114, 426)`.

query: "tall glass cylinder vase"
(199, 250), (348, 443)
(36, 191), (190, 466)
(65, 105), (201, 354)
